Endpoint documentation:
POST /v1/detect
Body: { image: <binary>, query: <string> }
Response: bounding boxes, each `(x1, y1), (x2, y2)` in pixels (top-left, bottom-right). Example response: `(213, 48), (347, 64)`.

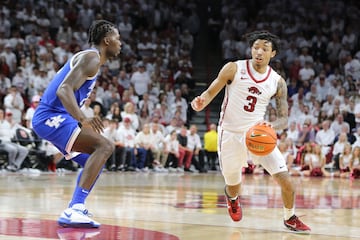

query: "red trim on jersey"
(219, 87), (229, 128)
(218, 128), (224, 153)
(246, 60), (272, 83)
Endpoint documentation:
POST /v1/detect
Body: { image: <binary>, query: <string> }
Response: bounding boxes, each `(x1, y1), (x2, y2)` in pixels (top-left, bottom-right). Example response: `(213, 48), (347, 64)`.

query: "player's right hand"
(191, 96), (205, 112)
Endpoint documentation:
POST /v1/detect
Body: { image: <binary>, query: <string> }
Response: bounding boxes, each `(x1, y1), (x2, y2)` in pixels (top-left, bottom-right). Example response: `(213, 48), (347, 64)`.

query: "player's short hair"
(245, 30), (281, 55)
(88, 20), (116, 45)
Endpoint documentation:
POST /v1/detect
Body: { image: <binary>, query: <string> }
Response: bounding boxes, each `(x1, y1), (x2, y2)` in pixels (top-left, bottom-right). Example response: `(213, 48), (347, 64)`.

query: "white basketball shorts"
(218, 128), (288, 185)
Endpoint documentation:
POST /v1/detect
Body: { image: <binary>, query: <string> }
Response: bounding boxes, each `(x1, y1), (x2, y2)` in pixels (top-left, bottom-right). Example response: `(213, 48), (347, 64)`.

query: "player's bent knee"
(100, 139), (115, 156)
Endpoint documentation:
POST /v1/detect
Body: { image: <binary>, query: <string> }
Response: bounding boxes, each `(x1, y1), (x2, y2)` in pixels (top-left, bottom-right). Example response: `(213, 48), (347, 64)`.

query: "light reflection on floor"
(0, 217), (179, 240)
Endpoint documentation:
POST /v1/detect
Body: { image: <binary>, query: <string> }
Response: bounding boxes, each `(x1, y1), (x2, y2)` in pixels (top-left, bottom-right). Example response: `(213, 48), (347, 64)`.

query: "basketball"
(245, 123), (277, 156)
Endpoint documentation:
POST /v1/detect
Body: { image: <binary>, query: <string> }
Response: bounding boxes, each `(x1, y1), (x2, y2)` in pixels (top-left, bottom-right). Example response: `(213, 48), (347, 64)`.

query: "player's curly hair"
(88, 20), (116, 45)
(245, 30), (281, 55)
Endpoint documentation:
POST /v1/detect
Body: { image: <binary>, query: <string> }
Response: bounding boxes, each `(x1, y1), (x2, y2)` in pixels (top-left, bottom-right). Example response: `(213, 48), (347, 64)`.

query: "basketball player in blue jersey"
(191, 31), (311, 233)
(32, 20), (121, 228)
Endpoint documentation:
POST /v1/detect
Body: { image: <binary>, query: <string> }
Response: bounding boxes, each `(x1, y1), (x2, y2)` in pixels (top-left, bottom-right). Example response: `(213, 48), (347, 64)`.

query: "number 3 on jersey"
(244, 95), (257, 112)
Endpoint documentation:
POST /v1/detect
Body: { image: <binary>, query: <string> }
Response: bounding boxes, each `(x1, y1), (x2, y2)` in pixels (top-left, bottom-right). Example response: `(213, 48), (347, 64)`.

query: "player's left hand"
(81, 117), (104, 133)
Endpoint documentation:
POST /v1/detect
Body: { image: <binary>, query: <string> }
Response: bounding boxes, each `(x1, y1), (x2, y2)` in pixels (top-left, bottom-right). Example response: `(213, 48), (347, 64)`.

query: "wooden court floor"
(0, 169), (359, 240)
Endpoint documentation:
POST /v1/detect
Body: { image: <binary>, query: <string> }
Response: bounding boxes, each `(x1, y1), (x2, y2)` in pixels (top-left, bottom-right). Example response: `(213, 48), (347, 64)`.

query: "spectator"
(353, 127), (360, 147)
(117, 117), (137, 171)
(121, 102), (139, 131)
(165, 117), (180, 136)
(138, 92), (155, 117)
(170, 89), (188, 123)
(177, 125), (193, 172)
(298, 61), (315, 82)
(102, 119), (123, 171)
(332, 132), (349, 170)
(341, 107), (355, 134)
(311, 144), (332, 177)
(28, 66), (47, 98)
(80, 98), (94, 119)
(155, 102), (172, 126)
(92, 104), (104, 119)
(24, 95), (41, 129)
(105, 103), (122, 122)
(297, 118), (316, 147)
(204, 123), (218, 171)
(314, 73), (330, 102)
(350, 146), (360, 179)
(343, 53), (360, 82)
(150, 123), (167, 172)
(3, 86), (24, 124)
(134, 123), (153, 172)
(0, 109), (28, 171)
(0, 72), (11, 106)
(0, 43), (17, 74)
(130, 61), (151, 98)
(164, 130), (180, 172)
(299, 142), (313, 176)
(187, 124), (206, 173)
(338, 143), (352, 178)
(322, 95), (335, 118)
(354, 100), (360, 129)
(330, 114), (350, 137)
(128, 86), (140, 106)
(315, 120), (336, 157)
(118, 70), (131, 90)
(118, 15), (133, 41)
(12, 68), (28, 95)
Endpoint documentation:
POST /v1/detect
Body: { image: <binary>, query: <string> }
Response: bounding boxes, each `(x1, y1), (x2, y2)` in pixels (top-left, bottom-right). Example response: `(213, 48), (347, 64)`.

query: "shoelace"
(74, 208), (93, 217)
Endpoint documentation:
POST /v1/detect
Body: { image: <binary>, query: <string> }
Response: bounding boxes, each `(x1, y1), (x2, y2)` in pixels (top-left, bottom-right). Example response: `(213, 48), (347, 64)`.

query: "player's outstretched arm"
(272, 77), (289, 130)
(191, 61), (237, 112)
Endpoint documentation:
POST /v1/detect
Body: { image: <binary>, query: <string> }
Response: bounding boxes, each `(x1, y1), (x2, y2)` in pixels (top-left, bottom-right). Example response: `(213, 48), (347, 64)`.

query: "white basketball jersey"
(219, 60), (281, 133)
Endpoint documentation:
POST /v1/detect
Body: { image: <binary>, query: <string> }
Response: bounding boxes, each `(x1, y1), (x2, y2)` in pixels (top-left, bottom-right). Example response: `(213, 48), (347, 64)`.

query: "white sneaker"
(177, 167), (184, 173)
(153, 166), (162, 172)
(58, 205), (100, 228)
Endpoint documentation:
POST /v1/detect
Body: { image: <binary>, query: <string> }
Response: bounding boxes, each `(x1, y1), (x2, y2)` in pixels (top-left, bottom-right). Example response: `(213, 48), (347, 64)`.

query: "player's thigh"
(73, 126), (114, 154)
(218, 130), (247, 173)
(257, 147), (288, 175)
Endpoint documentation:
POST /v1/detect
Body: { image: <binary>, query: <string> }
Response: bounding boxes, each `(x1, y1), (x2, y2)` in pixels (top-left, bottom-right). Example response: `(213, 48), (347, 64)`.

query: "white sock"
(284, 207), (295, 220)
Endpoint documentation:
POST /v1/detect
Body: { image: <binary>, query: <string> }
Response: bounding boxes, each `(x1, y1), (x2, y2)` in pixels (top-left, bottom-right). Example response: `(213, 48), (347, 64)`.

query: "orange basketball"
(245, 124), (277, 156)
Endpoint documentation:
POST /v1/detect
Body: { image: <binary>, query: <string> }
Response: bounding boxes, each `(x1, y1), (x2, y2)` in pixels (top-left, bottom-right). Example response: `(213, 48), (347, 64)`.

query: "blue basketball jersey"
(41, 49), (98, 111)
(32, 49), (99, 159)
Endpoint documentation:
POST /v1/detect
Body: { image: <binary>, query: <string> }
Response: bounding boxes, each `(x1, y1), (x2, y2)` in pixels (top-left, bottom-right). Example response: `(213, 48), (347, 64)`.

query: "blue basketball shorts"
(32, 104), (81, 159)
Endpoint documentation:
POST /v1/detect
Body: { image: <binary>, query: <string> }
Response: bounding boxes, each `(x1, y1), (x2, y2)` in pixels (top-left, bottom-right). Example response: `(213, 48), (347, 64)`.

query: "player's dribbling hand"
(191, 96), (205, 112)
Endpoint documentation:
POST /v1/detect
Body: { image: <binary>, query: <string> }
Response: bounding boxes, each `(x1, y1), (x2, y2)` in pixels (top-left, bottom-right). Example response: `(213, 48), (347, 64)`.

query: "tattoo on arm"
(273, 78), (288, 130)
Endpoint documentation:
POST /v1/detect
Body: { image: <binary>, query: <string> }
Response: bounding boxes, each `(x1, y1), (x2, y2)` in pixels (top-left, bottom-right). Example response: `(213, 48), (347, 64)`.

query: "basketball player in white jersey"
(191, 31), (311, 232)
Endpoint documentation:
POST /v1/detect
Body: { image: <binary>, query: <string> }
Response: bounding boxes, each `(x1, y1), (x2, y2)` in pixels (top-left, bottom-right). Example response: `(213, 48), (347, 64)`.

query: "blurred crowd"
(0, 0), (359, 177)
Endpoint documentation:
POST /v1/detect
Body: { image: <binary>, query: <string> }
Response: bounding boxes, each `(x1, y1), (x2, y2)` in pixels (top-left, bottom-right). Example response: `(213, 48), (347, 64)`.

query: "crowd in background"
(0, 0), (359, 177)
